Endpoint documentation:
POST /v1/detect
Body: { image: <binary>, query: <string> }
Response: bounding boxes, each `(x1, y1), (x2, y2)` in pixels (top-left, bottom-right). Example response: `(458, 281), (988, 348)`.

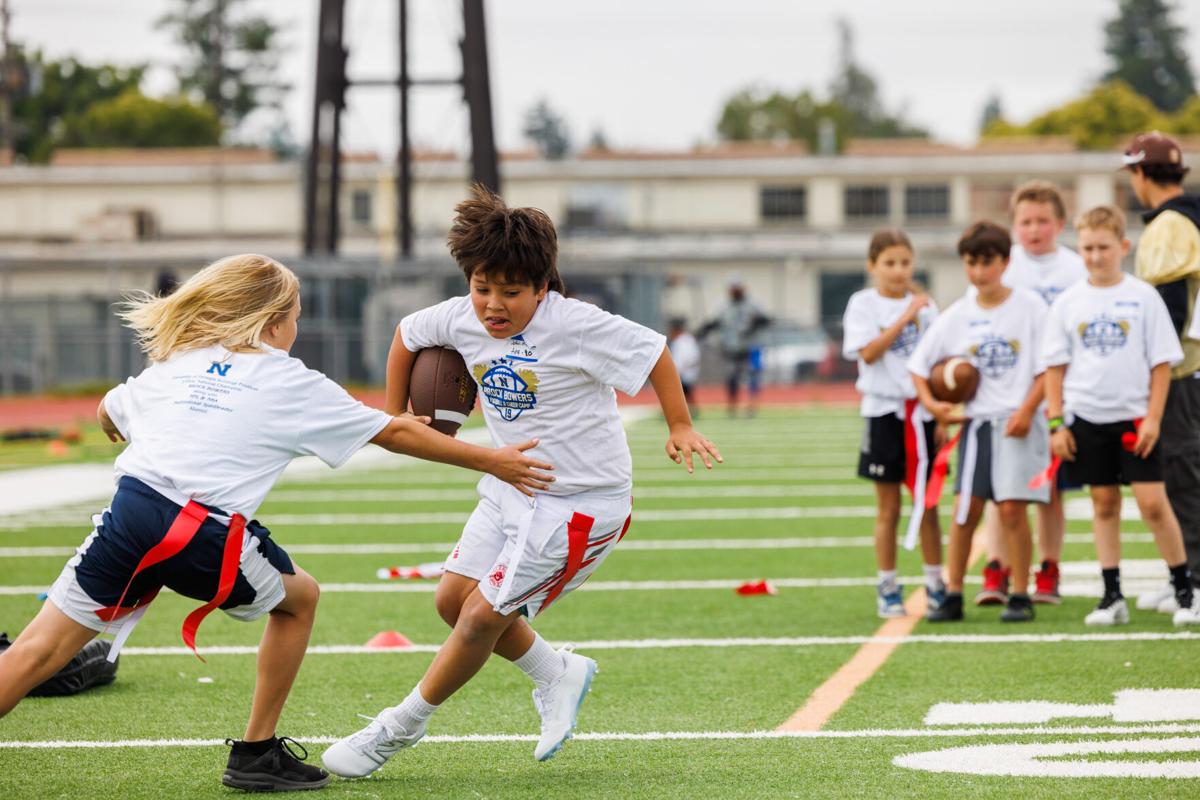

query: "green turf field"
(1, 406), (1197, 798)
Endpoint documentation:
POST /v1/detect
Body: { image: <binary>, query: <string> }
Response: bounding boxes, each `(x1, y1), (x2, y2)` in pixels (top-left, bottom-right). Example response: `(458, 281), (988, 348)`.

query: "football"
(929, 356), (980, 404)
(409, 347), (477, 436)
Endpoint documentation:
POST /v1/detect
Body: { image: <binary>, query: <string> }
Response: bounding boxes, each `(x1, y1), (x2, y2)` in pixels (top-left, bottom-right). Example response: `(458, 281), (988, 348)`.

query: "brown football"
(409, 348), (477, 436)
(929, 356), (980, 404)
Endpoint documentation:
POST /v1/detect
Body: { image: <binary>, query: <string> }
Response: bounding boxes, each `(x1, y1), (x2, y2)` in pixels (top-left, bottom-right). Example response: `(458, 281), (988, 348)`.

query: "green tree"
(982, 81), (1166, 149)
(8, 50), (144, 162)
(523, 98), (571, 159)
(157, 0), (289, 137)
(715, 18), (925, 152)
(58, 90), (221, 148)
(979, 93), (1004, 134)
(1103, 0), (1195, 112)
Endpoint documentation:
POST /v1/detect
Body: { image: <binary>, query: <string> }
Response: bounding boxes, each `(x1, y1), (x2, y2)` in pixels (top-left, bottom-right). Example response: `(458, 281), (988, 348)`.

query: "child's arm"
(369, 418), (554, 497)
(1135, 362), (1172, 458)
(1005, 373), (1045, 438)
(911, 373), (959, 427)
(858, 295), (930, 364)
(1044, 365), (1075, 461)
(96, 398), (125, 443)
(648, 348), (722, 473)
(384, 325), (419, 416)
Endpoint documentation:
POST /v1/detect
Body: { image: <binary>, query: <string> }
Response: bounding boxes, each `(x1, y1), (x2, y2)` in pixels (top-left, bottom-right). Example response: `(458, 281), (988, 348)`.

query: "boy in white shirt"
(323, 185), (721, 777)
(977, 181), (1088, 607)
(0, 254), (552, 792)
(1041, 205), (1198, 626)
(909, 222), (1050, 623)
(842, 229), (946, 618)
(668, 317), (702, 418)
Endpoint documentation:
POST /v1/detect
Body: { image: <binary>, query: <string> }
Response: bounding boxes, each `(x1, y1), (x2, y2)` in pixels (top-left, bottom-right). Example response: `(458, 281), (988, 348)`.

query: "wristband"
(1048, 416), (1064, 433)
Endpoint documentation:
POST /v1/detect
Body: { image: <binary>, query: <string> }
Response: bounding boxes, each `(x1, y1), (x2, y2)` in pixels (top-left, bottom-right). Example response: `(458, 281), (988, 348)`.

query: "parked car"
(757, 322), (836, 383)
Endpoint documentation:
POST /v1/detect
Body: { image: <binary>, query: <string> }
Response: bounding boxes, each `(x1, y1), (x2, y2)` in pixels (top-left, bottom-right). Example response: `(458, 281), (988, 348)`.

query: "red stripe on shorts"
(535, 512), (594, 616)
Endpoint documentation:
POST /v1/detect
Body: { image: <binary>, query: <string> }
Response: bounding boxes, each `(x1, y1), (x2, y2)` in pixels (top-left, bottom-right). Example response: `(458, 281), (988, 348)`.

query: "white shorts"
(48, 514), (288, 634)
(952, 415), (1051, 522)
(446, 476), (633, 617)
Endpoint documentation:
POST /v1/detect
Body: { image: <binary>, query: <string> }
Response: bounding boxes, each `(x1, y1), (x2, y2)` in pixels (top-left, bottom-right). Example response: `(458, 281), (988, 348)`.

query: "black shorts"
(1061, 416), (1162, 486)
(857, 413), (937, 484)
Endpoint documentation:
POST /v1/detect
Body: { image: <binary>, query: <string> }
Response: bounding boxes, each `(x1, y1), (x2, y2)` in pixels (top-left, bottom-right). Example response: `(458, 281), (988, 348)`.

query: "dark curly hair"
(446, 183), (565, 293)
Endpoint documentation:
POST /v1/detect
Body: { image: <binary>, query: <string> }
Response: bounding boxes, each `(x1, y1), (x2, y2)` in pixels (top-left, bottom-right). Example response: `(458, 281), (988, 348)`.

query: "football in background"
(409, 348), (477, 436)
(929, 356), (980, 404)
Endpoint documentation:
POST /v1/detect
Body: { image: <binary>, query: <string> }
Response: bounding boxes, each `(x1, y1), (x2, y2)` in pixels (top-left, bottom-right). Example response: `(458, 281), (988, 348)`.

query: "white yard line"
(4, 724), (1200, 749)
(259, 484), (876, 503)
(0, 533), (1155, 559)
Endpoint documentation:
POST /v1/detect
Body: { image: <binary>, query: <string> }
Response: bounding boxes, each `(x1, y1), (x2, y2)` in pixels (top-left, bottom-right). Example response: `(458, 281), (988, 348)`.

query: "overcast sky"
(12, 0), (1200, 157)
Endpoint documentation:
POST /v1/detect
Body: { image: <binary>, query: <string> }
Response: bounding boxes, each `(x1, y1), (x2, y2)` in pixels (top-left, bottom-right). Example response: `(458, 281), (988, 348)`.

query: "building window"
(351, 190), (372, 225)
(904, 184), (949, 219)
(760, 186), (807, 222)
(564, 184), (627, 232)
(844, 185), (889, 220)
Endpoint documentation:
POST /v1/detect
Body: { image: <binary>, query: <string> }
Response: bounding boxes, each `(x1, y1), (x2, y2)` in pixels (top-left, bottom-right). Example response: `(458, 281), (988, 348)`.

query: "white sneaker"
(1136, 583), (1175, 611)
(532, 645), (597, 762)
(1084, 597), (1129, 626)
(321, 707), (427, 778)
(1158, 594), (1182, 614)
(1173, 599), (1200, 626)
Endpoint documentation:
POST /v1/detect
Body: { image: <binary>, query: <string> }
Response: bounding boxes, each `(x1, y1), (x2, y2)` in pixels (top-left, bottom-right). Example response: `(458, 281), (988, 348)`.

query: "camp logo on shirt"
(887, 320), (921, 356)
(1038, 286), (1064, 305)
(206, 361), (232, 376)
(1078, 315), (1130, 357)
(968, 335), (1020, 379)
(473, 358), (539, 421)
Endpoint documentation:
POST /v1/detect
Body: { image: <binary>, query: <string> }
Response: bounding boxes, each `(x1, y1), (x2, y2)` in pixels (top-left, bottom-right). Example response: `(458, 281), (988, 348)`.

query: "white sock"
(877, 569), (898, 594)
(924, 563), (945, 592)
(393, 685), (439, 726)
(512, 634), (566, 689)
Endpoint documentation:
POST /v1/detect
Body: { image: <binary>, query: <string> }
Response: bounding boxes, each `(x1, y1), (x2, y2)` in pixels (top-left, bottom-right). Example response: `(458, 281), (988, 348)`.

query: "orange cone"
(365, 631), (413, 649)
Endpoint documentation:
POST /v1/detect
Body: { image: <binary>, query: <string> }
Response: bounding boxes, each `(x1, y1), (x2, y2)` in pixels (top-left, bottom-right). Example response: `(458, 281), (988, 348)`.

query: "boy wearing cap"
(1124, 131), (1200, 610)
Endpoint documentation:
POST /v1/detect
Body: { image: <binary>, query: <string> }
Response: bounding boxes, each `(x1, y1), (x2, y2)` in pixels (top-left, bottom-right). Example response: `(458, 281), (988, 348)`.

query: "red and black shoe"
(975, 559), (1010, 606)
(1032, 559), (1062, 605)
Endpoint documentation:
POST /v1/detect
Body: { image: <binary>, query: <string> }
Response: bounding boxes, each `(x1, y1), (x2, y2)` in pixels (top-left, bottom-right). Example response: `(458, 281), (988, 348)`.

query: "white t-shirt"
(103, 344), (391, 518)
(401, 291), (667, 495)
(1040, 275), (1184, 424)
(907, 288), (1047, 420)
(1003, 244), (1087, 306)
(669, 331), (701, 385)
(842, 288), (939, 418)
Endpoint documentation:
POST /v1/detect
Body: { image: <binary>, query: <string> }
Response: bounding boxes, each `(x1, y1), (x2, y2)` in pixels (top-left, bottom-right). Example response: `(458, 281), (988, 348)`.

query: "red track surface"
(0, 383), (857, 430)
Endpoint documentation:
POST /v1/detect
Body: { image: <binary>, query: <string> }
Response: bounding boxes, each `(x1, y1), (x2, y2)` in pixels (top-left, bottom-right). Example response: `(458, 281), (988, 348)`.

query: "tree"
(156, 0), (289, 138)
(1103, 0), (1195, 112)
(523, 98), (571, 159)
(58, 90), (221, 148)
(715, 18), (925, 151)
(8, 50), (144, 162)
(979, 93), (1004, 134)
(981, 81), (1166, 149)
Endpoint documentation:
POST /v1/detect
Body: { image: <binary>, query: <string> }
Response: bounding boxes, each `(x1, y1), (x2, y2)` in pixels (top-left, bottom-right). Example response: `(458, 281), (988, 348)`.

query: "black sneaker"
(223, 736), (331, 792)
(1000, 594), (1035, 623)
(926, 592), (963, 622)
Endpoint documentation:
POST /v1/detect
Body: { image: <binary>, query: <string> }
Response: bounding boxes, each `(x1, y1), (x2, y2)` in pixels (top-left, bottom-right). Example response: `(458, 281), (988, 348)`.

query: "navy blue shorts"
(48, 477), (295, 632)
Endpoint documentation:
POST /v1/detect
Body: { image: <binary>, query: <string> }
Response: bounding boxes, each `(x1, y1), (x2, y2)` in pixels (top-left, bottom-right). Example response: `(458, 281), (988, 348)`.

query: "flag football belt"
(97, 500), (246, 663)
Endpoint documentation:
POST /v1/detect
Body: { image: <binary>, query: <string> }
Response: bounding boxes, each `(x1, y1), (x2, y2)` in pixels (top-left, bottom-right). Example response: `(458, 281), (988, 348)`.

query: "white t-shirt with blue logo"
(842, 289), (938, 418)
(1003, 245), (1087, 306)
(1040, 274), (1183, 424)
(103, 344), (391, 518)
(908, 288), (1048, 420)
(401, 291), (667, 496)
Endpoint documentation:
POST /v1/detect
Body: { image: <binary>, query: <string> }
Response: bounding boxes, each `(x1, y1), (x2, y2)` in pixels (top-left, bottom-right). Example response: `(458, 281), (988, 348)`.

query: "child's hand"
(1004, 410), (1032, 438)
(101, 420), (125, 443)
(400, 412), (432, 426)
(1051, 428), (1076, 461)
(928, 401), (961, 427)
(1134, 417), (1160, 458)
(933, 422), (950, 449)
(666, 424), (722, 473)
(905, 294), (930, 320)
(491, 439), (555, 497)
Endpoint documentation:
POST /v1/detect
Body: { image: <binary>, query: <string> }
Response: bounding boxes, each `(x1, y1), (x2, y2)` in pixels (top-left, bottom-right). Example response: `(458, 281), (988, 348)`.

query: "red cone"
(365, 631), (413, 649)
(736, 580), (778, 596)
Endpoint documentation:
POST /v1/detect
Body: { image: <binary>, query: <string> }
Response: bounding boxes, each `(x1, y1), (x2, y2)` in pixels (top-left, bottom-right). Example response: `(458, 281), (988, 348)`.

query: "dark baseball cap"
(1122, 131), (1185, 168)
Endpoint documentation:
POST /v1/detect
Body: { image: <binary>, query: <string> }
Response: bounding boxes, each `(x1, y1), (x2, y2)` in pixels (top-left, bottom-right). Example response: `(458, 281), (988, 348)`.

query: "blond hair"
(120, 254), (299, 362)
(1010, 180), (1067, 220)
(1075, 205), (1127, 240)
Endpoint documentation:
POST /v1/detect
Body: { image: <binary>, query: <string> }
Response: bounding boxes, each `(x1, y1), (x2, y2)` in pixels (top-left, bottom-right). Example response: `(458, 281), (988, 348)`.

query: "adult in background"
(698, 278), (770, 417)
(1124, 131), (1200, 606)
